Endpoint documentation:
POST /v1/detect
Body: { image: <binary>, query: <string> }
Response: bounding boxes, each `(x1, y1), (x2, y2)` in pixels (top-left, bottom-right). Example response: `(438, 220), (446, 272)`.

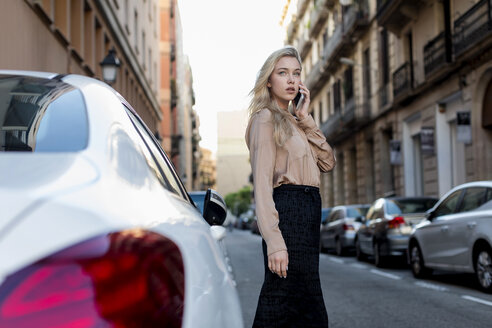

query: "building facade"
(216, 110), (251, 197)
(0, 0), (161, 132)
(283, 0), (492, 207)
(159, 0), (200, 190)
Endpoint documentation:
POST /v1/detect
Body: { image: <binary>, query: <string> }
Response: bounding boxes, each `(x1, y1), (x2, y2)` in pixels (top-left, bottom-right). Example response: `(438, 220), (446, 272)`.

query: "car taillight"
(342, 224), (354, 231)
(0, 229), (184, 328)
(388, 216), (405, 229)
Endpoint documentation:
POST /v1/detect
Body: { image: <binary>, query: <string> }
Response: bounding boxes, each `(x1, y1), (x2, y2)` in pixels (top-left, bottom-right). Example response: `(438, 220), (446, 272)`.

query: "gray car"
(320, 204), (369, 256)
(408, 181), (492, 293)
(356, 196), (438, 267)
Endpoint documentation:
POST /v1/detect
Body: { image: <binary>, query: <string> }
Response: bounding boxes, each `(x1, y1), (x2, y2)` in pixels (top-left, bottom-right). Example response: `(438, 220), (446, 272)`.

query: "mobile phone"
(293, 91), (305, 111)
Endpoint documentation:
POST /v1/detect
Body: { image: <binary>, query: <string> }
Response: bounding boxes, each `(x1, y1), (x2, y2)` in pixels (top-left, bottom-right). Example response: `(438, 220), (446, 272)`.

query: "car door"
(445, 187), (489, 269)
(325, 209), (342, 248)
(418, 190), (463, 267)
(360, 200), (384, 254)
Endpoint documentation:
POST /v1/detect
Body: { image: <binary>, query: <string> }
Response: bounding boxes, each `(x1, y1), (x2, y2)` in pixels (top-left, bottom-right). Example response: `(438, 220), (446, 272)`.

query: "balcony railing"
(309, 0), (330, 38)
(453, 0), (492, 57)
(392, 62), (411, 99)
(323, 25), (343, 65)
(424, 32), (447, 77)
(305, 59), (325, 91)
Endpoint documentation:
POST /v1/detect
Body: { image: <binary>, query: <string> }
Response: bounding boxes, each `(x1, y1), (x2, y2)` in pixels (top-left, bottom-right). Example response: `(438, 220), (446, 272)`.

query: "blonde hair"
(248, 46), (302, 147)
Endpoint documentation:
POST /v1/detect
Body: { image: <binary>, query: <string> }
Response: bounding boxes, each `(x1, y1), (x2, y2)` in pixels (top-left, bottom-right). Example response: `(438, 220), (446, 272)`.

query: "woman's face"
(267, 56), (301, 110)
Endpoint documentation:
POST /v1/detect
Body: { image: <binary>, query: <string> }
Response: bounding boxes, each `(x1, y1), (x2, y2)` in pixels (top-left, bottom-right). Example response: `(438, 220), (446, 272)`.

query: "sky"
(178, 0), (287, 154)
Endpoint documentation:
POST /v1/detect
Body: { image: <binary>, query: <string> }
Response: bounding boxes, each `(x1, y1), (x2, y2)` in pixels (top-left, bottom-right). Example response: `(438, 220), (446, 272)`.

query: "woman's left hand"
(294, 83), (310, 120)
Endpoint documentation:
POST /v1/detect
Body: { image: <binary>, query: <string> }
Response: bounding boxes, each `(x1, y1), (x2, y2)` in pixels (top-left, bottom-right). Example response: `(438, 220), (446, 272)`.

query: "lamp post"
(100, 48), (121, 84)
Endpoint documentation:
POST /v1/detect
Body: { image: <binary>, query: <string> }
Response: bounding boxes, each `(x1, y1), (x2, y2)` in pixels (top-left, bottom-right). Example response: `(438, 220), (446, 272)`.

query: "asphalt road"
(225, 229), (492, 328)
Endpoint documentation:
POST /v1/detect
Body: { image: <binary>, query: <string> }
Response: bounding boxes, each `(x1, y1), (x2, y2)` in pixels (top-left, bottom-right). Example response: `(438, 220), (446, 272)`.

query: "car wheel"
(355, 238), (365, 261)
(475, 246), (492, 293)
(374, 243), (385, 268)
(410, 243), (431, 278)
(335, 238), (344, 256)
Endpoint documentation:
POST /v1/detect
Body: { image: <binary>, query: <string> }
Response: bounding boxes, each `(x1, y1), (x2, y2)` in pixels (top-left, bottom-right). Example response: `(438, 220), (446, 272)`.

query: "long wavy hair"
(248, 46), (302, 147)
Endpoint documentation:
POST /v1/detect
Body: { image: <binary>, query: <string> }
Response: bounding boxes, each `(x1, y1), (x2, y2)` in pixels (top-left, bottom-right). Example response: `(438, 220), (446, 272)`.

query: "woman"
(245, 46), (336, 328)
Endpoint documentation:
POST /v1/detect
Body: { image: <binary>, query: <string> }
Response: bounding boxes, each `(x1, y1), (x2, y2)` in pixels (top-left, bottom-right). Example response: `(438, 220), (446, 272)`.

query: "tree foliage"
(225, 186), (252, 216)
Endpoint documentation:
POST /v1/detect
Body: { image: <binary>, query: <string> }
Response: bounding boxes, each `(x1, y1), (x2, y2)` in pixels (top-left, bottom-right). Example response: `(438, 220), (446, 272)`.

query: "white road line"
(370, 269), (402, 280)
(461, 295), (492, 307)
(328, 257), (345, 264)
(350, 263), (369, 270)
(414, 281), (448, 292)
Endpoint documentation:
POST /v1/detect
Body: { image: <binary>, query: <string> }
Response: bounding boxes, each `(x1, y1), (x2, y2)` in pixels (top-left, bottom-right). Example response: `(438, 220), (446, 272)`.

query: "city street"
(225, 229), (492, 328)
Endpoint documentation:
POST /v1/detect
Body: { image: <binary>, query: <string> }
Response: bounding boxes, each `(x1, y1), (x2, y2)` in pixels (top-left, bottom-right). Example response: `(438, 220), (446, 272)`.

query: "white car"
(408, 181), (492, 293)
(0, 70), (243, 327)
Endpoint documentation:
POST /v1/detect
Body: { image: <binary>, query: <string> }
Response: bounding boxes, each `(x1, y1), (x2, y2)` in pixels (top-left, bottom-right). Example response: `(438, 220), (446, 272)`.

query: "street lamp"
(100, 48), (121, 84)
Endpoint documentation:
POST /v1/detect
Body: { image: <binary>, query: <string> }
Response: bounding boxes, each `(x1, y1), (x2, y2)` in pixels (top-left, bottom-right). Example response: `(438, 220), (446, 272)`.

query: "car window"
(328, 210), (339, 222)
(0, 75), (88, 152)
(347, 207), (365, 218)
(386, 198), (437, 214)
(486, 188), (492, 203)
(434, 190), (462, 217)
(459, 187), (487, 212)
(125, 108), (187, 199)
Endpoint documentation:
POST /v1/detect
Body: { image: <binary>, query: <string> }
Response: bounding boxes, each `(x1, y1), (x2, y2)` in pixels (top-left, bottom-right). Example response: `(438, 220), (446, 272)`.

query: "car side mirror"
(203, 189), (227, 226)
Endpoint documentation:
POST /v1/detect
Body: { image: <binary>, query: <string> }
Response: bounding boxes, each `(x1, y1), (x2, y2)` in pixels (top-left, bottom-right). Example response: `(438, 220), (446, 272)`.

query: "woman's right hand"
(268, 250), (289, 278)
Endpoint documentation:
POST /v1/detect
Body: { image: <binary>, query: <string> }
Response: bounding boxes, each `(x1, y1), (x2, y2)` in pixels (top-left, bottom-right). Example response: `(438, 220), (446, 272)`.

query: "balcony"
(309, 0), (331, 38)
(453, 0), (492, 58)
(323, 25), (343, 69)
(297, 0), (310, 18)
(376, 0), (418, 35)
(423, 32), (447, 78)
(392, 62), (412, 100)
(286, 18), (298, 44)
(305, 59), (326, 95)
(343, 0), (370, 38)
(321, 102), (368, 142)
(298, 34), (313, 60)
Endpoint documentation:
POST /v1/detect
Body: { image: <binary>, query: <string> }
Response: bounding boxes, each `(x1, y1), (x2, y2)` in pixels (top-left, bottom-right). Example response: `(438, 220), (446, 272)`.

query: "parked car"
(237, 208), (255, 230)
(321, 207), (332, 225)
(356, 196), (438, 267)
(320, 204), (370, 255)
(408, 181), (492, 293)
(0, 71), (243, 327)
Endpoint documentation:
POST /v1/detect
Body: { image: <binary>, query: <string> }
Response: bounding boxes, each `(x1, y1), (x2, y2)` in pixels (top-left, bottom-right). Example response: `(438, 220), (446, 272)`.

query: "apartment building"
(159, 0), (199, 190)
(283, 0), (492, 206)
(0, 0), (161, 132)
(216, 110), (251, 197)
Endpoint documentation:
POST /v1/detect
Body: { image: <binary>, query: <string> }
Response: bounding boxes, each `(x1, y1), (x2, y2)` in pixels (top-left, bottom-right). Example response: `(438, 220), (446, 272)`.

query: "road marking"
(461, 295), (492, 307)
(328, 257), (345, 264)
(414, 281), (448, 292)
(370, 269), (402, 280)
(350, 263), (369, 270)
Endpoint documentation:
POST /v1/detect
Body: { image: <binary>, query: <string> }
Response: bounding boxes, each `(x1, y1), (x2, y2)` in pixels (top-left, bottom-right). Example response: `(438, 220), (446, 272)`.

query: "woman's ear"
(267, 81), (271, 88)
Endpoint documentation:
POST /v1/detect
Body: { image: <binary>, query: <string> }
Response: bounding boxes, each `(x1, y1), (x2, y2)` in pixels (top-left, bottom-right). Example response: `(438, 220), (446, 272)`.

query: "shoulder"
(255, 108), (273, 123)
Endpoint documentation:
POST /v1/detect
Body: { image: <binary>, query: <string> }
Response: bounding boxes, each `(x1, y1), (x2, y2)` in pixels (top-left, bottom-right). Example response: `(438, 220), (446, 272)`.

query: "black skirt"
(253, 184), (329, 328)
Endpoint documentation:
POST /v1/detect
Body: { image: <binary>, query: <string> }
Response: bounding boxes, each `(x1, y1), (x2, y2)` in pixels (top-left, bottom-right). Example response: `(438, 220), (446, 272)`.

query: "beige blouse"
(245, 108), (336, 256)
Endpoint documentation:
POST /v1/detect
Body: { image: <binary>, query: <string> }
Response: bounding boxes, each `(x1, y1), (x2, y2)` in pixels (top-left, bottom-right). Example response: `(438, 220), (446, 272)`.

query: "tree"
(225, 186), (252, 217)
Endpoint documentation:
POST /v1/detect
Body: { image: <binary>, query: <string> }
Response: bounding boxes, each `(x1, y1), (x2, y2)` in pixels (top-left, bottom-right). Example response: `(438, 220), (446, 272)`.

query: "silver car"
(408, 181), (492, 293)
(356, 196), (438, 267)
(320, 204), (369, 256)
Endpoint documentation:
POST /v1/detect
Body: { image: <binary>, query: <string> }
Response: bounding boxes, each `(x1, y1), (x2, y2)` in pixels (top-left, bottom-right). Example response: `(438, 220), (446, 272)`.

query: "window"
(434, 190), (462, 217)
(459, 187), (487, 212)
(126, 107), (187, 198)
(0, 75), (88, 152)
